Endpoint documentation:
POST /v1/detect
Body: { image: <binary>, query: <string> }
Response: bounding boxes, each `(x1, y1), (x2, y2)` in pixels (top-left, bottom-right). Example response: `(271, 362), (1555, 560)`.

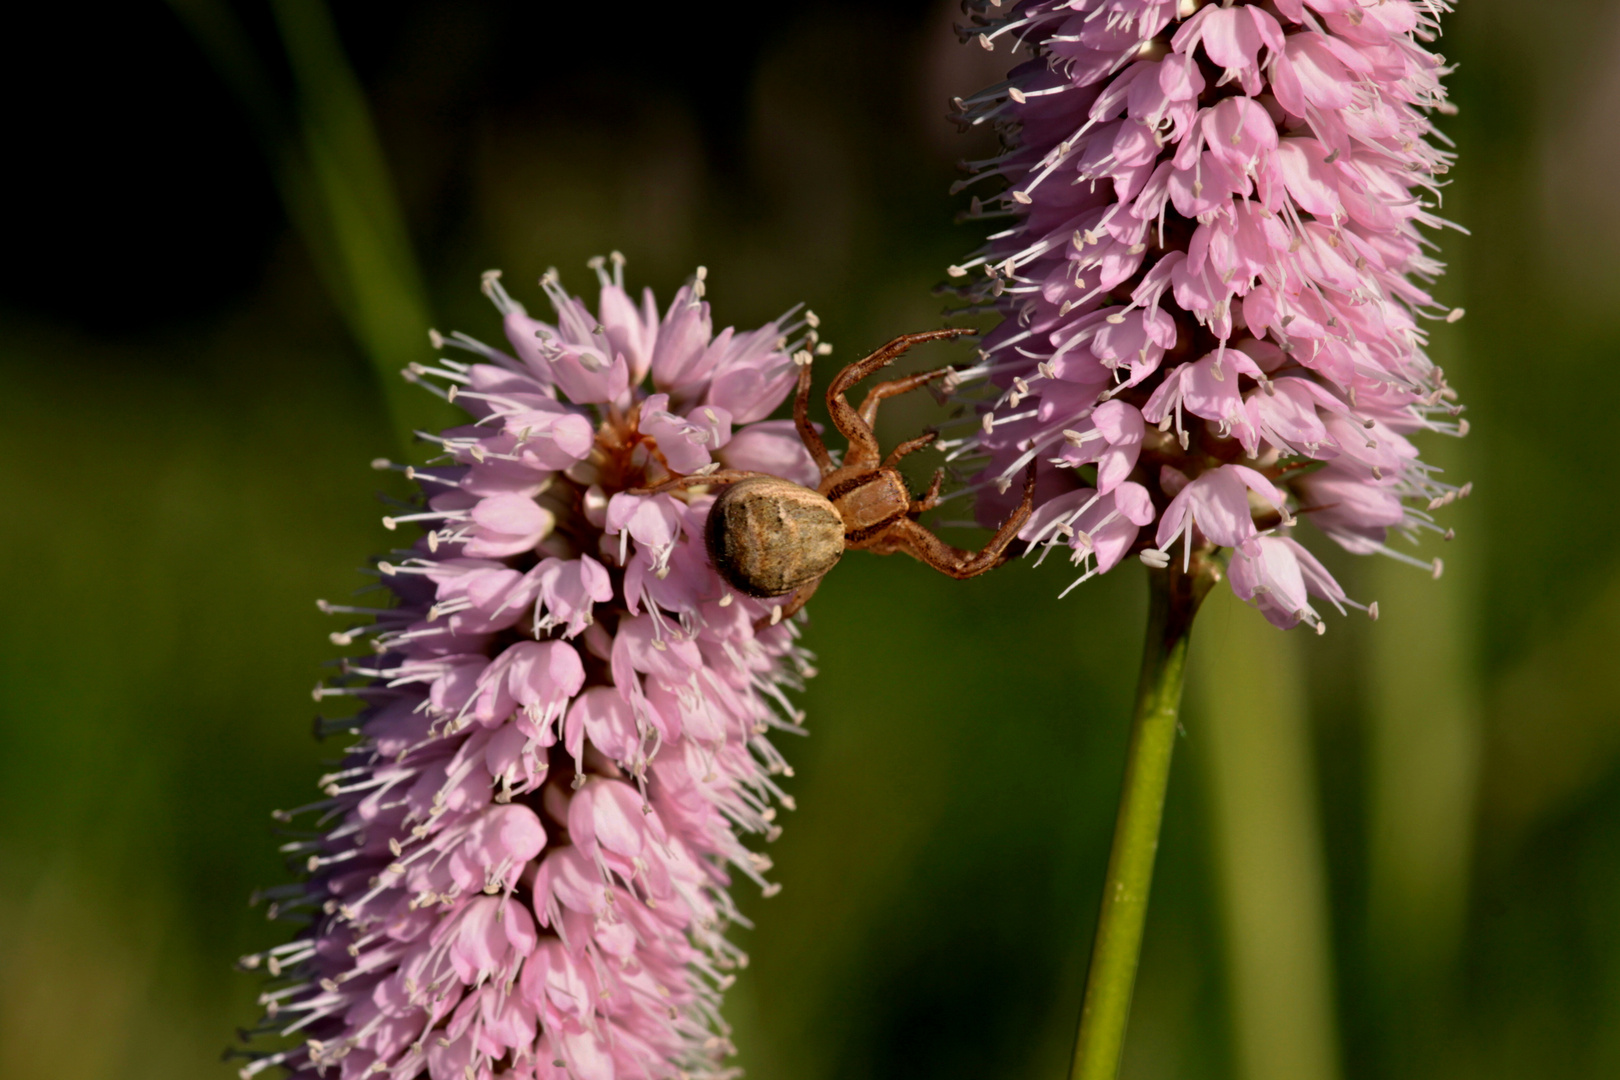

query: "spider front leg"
(755, 574), (823, 631)
(879, 460), (1038, 579)
(858, 366), (954, 429)
(793, 357), (834, 479)
(882, 430), (938, 469)
(910, 467), (945, 515)
(627, 470), (770, 496)
(827, 328), (975, 402)
(877, 431), (945, 512)
(827, 329), (974, 471)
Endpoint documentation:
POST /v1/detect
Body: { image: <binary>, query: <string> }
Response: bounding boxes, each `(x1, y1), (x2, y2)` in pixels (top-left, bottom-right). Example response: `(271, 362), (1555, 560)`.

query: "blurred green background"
(3, 2), (1618, 1078)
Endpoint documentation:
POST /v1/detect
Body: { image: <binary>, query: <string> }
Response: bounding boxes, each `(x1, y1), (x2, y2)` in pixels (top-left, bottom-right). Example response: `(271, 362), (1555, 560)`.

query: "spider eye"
(705, 478), (845, 597)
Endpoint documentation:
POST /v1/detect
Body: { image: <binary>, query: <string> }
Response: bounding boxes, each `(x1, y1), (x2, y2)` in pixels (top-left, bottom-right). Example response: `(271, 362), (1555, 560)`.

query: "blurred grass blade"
(1193, 590), (1342, 1080)
(1488, 566), (1620, 840)
(268, 0), (434, 440)
(161, 0), (343, 293)
(1365, 431), (1480, 1032)
(164, 0), (435, 449)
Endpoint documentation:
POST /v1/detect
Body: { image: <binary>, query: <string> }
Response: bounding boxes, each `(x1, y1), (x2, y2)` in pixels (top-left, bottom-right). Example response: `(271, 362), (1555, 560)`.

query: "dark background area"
(3, 3), (1620, 1080)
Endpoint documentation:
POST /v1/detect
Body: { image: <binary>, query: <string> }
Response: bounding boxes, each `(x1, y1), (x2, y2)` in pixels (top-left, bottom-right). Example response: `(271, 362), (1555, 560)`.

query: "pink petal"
(471, 493), (550, 538)
(718, 420), (821, 488)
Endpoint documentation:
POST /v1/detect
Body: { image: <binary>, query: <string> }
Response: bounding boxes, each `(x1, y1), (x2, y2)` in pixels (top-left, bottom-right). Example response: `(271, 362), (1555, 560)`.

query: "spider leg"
(793, 357), (834, 479)
(778, 575), (822, 621)
(882, 430), (938, 469)
(753, 575), (823, 631)
(869, 519), (985, 576)
(828, 328), (975, 471)
(883, 459), (1038, 579)
(909, 467), (945, 515)
(857, 366), (952, 428)
(828, 329), (975, 402)
(627, 470), (769, 496)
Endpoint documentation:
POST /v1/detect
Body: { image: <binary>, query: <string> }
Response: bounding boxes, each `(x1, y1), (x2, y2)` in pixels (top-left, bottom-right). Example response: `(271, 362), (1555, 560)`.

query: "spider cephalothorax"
(639, 329), (1037, 617)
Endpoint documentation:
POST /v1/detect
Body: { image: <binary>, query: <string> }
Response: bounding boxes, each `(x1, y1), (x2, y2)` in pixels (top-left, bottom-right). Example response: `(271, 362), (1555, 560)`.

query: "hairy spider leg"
(771, 575), (822, 625)
(627, 470), (771, 496)
(827, 328), (975, 401)
(909, 467), (946, 515)
(793, 360), (835, 479)
(882, 430), (939, 469)
(863, 365), (970, 511)
(867, 459), (1038, 579)
(857, 367), (952, 429)
(827, 329), (975, 470)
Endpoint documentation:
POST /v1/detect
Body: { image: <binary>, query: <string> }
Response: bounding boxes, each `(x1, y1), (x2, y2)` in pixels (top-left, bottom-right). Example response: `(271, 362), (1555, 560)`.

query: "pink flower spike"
(1020, 483), (1151, 591)
(951, 0), (1466, 631)
(241, 260), (819, 1080)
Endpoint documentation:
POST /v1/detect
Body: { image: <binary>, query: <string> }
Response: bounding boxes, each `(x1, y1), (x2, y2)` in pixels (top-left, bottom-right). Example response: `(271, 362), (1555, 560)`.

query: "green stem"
(1070, 563), (1213, 1080)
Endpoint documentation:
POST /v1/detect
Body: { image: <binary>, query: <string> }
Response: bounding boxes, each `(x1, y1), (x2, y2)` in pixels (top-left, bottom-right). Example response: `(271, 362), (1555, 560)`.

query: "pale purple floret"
(240, 257), (823, 1080)
(948, 0), (1468, 631)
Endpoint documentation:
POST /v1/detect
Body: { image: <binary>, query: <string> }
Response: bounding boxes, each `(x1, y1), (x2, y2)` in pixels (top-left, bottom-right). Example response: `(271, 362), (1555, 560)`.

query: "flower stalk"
(1071, 560), (1216, 1080)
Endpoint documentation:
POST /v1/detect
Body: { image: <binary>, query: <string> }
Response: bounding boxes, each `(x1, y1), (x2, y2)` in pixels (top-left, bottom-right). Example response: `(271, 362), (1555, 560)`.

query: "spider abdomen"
(706, 477), (845, 597)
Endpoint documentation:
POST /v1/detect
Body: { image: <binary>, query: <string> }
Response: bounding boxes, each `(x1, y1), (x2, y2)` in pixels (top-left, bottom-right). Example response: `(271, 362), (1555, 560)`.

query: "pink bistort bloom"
(945, 0), (1468, 630)
(238, 257), (823, 1080)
